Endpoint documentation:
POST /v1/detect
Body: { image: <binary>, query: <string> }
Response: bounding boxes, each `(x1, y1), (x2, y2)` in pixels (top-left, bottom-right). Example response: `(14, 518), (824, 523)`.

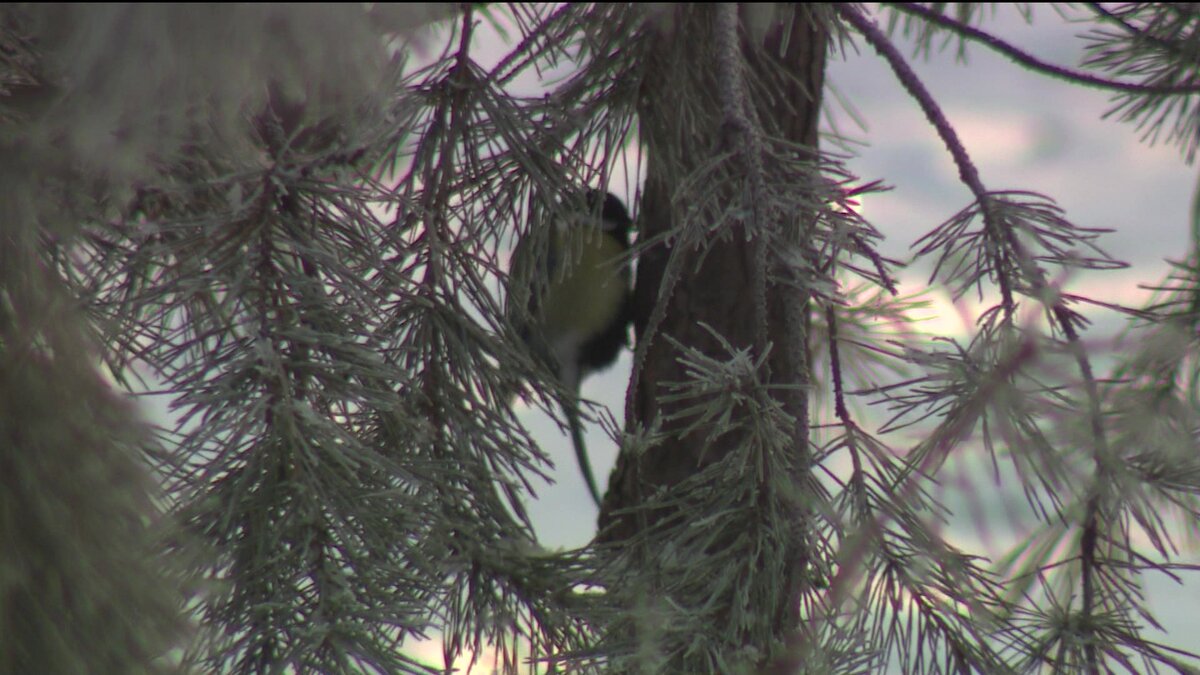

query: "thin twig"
(714, 3), (771, 356)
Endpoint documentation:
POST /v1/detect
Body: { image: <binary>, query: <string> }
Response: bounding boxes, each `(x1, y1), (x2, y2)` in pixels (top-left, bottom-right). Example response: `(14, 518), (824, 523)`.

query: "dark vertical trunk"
(598, 4), (827, 669)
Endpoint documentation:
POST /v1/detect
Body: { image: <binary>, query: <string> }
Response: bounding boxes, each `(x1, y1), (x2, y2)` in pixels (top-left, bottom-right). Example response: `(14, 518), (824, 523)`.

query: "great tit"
(509, 189), (634, 506)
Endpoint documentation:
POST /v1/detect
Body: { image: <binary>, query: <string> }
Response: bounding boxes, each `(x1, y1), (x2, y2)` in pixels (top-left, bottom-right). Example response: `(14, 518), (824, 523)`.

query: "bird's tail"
(565, 401), (603, 506)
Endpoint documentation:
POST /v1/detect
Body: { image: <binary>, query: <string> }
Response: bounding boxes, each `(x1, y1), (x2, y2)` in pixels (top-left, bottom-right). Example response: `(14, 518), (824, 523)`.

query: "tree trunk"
(598, 4), (827, 669)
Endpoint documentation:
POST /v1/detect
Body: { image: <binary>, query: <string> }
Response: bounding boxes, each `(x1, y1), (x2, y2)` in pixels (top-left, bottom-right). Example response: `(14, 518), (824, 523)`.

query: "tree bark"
(598, 3), (827, 668)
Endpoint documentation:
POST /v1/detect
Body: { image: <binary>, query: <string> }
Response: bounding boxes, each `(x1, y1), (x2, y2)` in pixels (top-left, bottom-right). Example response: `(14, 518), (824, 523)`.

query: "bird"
(507, 189), (634, 506)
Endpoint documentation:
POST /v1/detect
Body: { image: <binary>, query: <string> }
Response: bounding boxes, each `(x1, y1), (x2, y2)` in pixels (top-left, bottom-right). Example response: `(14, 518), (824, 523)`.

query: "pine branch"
(889, 2), (1200, 95)
(839, 5), (1016, 317)
(714, 4), (771, 355)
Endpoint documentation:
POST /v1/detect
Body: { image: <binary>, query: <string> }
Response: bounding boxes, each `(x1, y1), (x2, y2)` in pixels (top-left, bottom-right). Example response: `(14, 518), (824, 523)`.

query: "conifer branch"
(890, 2), (1200, 95)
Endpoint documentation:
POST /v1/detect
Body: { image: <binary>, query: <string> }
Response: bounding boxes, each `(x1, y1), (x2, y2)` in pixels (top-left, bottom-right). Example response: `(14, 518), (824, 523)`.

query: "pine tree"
(4, 4), (1200, 673)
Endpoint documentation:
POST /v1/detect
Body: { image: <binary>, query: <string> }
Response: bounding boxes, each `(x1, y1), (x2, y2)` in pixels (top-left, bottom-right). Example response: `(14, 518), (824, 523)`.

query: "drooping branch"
(889, 2), (1200, 95)
(845, 7), (1118, 671)
(839, 4), (1015, 316)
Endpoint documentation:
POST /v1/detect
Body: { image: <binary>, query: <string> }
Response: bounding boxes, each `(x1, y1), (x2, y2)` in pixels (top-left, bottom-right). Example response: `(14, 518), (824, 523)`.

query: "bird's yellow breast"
(538, 226), (627, 341)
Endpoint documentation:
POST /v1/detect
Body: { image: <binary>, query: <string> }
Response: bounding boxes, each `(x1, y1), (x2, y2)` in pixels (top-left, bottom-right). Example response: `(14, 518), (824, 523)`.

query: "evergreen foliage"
(3, 3), (1200, 673)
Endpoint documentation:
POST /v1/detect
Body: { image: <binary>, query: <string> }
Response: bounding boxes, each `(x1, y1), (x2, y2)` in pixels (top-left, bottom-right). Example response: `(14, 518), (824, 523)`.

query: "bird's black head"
(583, 189), (633, 240)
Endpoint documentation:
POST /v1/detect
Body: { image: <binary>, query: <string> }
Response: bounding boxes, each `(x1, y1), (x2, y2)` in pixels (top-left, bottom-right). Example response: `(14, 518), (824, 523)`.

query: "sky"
(503, 5), (1200, 664)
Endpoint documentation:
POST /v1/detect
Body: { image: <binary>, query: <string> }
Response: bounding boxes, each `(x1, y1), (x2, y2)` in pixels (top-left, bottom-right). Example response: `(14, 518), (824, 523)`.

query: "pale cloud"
(941, 109), (1044, 170)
